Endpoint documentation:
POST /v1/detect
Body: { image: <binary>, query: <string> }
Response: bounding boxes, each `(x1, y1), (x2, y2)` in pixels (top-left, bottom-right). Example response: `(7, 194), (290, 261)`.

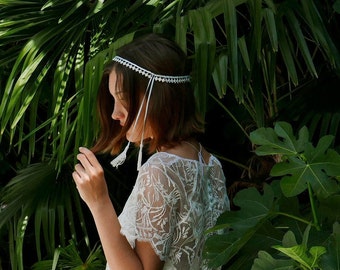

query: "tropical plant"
(0, 0), (170, 268)
(1, 0), (340, 269)
(204, 122), (340, 269)
(31, 240), (106, 270)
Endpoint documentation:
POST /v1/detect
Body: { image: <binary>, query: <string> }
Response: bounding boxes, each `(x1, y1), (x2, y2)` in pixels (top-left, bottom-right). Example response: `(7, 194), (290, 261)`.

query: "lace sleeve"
(134, 163), (179, 261)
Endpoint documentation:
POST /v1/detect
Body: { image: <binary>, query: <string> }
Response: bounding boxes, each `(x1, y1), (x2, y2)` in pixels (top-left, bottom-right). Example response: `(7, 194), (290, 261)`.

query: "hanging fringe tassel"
(137, 143), (143, 171)
(110, 76), (155, 171)
(110, 141), (130, 168)
(136, 77), (154, 171)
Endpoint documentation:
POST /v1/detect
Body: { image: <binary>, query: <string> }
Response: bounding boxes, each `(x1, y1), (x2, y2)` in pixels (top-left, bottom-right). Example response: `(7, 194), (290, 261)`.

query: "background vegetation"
(1, 0), (340, 269)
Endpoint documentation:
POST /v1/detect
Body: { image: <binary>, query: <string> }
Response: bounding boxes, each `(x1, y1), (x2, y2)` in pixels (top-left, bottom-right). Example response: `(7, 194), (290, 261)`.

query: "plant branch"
(275, 211), (315, 228)
(307, 182), (320, 231)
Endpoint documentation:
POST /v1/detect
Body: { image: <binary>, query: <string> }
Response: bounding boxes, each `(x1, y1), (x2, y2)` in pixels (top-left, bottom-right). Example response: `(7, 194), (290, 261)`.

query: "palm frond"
(0, 162), (88, 261)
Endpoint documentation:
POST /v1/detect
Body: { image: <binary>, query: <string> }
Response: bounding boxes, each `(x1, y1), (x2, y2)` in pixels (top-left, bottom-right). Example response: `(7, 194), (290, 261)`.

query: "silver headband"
(110, 55), (190, 171)
(112, 56), (191, 83)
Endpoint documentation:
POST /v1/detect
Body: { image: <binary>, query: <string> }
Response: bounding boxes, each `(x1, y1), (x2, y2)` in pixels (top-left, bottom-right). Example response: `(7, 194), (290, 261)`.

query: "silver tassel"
(110, 141), (130, 168)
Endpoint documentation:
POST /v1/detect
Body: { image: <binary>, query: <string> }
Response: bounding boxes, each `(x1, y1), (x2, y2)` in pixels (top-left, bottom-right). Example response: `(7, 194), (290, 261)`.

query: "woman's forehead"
(108, 69), (123, 94)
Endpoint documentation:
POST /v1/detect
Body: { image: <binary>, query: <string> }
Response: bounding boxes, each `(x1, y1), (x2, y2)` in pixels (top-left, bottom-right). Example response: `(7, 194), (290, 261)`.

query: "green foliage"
(250, 122), (340, 198)
(204, 184), (278, 268)
(252, 251), (295, 270)
(320, 222), (340, 270)
(273, 226), (327, 270)
(204, 122), (340, 269)
(0, 163), (88, 262)
(31, 240), (105, 270)
(333, 0), (340, 13)
(1, 0), (340, 269)
(253, 223), (340, 270)
(0, 0), (161, 171)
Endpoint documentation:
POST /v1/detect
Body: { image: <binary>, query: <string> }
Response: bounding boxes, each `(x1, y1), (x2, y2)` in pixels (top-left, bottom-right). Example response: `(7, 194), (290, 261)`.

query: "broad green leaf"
(272, 147), (340, 198)
(272, 155), (340, 197)
(274, 122), (299, 152)
(319, 222), (340, 270)
(273, 226), (327, 269)
(204, 184), (275, 267)
(281, 230), (298, 247)
(273, 244), (326, 269)
(250, 122), (307, 156)
(304, 135), (334, 162)
(216, 185), (275, 231)
(251, 122), (340, 197)
(251, 250), (295, 270)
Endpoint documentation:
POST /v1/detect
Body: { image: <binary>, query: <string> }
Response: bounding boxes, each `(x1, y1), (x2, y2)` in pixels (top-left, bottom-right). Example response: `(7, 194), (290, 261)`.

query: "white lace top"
(107, 151), (230, 270)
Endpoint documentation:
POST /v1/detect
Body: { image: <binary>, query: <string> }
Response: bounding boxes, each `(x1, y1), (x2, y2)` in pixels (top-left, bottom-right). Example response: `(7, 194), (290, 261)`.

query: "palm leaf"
(285, 9), (318, 78)
(0, 162), (89, 262)
(188, 7), (216, 116)
(0, 0), (164, 172)
(223, 0), (239, 99)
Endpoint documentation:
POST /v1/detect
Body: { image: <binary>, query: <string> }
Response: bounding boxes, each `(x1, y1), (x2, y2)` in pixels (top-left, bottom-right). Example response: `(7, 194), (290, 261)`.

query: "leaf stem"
(307, 182), (320, 231)
(275, 212), (315, 228)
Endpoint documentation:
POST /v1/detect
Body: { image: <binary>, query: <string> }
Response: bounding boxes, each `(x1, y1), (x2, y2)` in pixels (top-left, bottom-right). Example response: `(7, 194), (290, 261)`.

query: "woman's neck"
(158, 140), (207, 162)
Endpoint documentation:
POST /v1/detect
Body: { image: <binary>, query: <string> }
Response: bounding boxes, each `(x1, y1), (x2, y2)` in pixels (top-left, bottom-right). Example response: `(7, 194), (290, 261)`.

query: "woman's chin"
(126, 130), (153, 143)
(126, 134), (139, 143)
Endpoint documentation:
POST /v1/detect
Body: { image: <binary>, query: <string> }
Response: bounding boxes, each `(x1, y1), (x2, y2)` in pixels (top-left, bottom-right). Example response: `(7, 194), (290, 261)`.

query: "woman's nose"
(111, 110), (121, 120)
(111, 106), (123, 120)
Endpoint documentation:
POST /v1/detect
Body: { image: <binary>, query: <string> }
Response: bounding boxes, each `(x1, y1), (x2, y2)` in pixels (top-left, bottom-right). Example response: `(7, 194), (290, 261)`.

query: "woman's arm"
(72, 147), (163, 270)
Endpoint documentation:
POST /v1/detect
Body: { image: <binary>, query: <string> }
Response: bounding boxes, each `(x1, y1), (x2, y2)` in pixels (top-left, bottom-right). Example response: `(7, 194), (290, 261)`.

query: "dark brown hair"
(92, 33), (204, 155)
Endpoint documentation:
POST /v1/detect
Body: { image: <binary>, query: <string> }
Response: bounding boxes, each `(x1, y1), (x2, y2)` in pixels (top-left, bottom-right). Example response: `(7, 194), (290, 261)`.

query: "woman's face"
(108, 69), (152, 143)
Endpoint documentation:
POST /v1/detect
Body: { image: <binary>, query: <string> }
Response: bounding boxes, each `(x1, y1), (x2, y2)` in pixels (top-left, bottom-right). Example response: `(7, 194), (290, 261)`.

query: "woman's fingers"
(72, 147), (108, 207)
(76, 147), (101, 177)
(73, 163), (87, 180)
(78, 147), (99, 167)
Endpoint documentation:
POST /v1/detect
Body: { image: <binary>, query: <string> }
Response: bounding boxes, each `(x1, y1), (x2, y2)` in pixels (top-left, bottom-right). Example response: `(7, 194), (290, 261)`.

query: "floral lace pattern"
(111, 152), (230, 270)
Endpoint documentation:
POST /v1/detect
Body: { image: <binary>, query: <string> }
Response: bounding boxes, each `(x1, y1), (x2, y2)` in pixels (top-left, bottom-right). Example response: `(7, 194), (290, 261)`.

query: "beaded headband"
(110, 55), (191, 171)
(111, 56), (190, 170)
(113, 56), (191, 83)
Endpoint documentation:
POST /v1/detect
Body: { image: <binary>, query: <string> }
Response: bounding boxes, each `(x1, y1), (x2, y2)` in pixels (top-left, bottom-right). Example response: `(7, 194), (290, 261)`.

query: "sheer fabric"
(107, 151), (230, 270)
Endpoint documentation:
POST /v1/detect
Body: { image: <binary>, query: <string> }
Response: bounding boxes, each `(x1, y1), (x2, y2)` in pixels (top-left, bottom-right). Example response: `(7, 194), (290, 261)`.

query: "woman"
(72, 33), (230, 270)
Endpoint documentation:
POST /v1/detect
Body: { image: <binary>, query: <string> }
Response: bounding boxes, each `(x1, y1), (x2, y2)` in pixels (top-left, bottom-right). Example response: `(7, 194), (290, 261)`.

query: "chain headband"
(113, 56), (191, 83)
(110, 55), (191, 171)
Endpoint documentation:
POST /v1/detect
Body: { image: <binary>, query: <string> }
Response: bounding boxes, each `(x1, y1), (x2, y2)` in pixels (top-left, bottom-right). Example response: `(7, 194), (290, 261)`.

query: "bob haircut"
(92, 33), (204, 155)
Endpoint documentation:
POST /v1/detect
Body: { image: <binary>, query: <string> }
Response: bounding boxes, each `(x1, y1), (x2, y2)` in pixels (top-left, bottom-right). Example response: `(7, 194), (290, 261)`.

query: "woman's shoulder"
(140, 151), (223, 174)
(143, 151), (212, 166)
(138, 152), (187, 176)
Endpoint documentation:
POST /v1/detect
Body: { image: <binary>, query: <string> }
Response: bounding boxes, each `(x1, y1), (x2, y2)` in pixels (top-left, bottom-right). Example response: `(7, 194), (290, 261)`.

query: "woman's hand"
(72, 148), (164, 270)
(72, 147), (109, 209)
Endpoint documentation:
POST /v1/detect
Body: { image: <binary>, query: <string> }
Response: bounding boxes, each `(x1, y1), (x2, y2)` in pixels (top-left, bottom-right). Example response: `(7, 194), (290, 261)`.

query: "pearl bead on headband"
(110, 55), (191, 171)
